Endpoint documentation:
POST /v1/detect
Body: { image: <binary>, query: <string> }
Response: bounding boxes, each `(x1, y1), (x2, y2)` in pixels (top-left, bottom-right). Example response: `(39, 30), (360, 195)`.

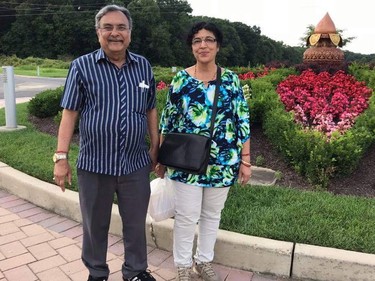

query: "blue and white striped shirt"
(61, 48), (156, 176)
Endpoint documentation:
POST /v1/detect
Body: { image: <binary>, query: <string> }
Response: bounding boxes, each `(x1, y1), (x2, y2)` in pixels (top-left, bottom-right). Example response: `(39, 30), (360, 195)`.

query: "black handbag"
(158, 66), (221, 175)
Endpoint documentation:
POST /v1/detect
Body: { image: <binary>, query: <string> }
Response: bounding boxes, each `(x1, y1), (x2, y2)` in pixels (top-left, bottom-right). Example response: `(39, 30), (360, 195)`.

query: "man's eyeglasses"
(98, 24), (130, 33)
(192, 37), (217, 46)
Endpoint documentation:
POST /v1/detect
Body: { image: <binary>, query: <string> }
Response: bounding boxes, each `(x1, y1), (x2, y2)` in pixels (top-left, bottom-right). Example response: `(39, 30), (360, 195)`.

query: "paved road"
(0, 75), (66, 100)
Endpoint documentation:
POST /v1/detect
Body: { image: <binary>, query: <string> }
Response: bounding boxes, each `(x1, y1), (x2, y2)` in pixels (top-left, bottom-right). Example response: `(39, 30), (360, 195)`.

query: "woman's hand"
(238, 163), (252, 186)
(239, 154), (251, 186)
(155, 163), (166, 178)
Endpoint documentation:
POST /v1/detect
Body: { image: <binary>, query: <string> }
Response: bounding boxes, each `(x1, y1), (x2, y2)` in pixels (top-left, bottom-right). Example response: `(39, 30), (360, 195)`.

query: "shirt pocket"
(131, 85), (148, 114)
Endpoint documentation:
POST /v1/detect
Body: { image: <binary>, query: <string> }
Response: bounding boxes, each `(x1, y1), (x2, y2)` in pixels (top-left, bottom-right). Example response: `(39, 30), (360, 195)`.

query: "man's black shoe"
(123, 270), (156, 281)
(87, 275), (108, 281)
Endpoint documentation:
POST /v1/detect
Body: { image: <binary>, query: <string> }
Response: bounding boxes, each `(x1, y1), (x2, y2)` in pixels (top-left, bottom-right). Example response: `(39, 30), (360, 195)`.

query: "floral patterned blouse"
(159, 68), (250, 187)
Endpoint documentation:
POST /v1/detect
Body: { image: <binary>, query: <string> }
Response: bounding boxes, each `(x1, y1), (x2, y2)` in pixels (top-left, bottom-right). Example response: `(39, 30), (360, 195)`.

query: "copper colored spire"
(314, 12), (337, 34)
(303, 12), (344, 65)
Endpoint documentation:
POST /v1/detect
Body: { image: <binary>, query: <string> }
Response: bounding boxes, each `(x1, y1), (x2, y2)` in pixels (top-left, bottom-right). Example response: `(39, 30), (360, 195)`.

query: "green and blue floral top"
(159, 68), (250, 187)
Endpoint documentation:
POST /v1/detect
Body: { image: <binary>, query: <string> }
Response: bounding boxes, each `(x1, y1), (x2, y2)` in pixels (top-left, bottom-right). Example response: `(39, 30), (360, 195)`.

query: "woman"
(156, 21), (251, 281)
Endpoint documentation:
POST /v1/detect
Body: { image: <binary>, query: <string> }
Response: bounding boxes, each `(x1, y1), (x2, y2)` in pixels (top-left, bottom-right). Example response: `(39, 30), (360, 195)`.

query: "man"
(53, 4), (158, 281)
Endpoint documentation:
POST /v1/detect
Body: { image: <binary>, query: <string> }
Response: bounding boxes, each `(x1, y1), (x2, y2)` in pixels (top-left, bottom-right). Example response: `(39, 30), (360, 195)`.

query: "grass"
(0, 103), (79, 192)
(13, 65), (177, 79)
(222, 186), (375, 254)
(0, 104), (374, 256)
(14, 66), (69, 78)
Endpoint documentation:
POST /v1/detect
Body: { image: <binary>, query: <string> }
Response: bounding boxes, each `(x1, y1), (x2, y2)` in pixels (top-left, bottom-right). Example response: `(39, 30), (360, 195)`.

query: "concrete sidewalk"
(1, 188), (290, 281)
(1, 162), (375, 281)
(0, 187), (295, 281)
(0, 97), (32, 109)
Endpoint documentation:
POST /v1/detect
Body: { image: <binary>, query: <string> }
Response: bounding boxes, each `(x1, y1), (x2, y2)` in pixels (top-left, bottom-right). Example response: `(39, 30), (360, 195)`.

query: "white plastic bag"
(148, 177), (175, 222)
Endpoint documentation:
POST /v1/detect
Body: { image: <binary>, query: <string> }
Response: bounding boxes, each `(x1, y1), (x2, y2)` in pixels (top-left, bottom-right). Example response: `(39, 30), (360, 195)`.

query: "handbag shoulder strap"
(209, 66), (221, 137)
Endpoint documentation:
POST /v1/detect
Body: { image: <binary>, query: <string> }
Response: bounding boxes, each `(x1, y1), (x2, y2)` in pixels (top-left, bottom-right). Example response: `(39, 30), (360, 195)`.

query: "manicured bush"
(27, 86), (63, 118)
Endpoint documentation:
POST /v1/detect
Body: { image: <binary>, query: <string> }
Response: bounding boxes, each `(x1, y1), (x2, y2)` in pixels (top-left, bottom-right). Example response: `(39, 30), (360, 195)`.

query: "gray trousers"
(77, 165), (151, 279)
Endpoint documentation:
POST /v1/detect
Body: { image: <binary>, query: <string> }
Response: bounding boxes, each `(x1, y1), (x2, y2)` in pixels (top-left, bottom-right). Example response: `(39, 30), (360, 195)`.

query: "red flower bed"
(276, 69), (372, 137)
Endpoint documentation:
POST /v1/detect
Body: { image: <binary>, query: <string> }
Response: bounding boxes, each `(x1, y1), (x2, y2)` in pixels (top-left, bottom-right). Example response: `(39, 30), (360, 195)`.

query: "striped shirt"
(61, 48), (156, 176)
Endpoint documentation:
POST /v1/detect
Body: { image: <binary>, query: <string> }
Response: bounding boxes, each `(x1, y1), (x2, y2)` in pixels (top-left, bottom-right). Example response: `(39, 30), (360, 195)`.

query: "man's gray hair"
(95, 4), (133, 30)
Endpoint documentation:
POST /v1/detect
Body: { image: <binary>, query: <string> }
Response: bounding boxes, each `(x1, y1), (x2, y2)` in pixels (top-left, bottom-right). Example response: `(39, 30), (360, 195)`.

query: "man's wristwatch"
(53, 152), (68, 163)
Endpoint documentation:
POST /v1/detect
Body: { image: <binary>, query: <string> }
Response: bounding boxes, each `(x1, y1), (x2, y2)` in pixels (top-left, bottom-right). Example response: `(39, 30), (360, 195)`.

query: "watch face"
(53, 153), (67, 162)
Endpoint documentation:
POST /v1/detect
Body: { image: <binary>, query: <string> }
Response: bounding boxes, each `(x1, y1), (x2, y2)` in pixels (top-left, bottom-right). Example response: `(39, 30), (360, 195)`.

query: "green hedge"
(27, 87), (64, 118)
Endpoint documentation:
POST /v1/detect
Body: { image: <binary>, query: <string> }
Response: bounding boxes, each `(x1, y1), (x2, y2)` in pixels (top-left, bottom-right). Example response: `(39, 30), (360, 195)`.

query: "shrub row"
(0, 55), (71, 69)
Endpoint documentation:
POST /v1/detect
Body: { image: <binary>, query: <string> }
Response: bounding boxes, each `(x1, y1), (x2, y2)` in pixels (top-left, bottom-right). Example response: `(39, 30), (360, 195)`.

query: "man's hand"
(53, 160), (72, 192)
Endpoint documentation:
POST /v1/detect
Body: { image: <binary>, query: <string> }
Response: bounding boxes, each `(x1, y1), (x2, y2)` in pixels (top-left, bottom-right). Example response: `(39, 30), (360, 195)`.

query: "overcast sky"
(187, 0), (375, 55)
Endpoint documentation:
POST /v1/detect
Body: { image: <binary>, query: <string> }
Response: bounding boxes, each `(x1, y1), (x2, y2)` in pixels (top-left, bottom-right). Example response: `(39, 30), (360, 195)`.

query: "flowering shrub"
(156, 81), (168, 90)
(276, 69), (373, 138)
(239, 72), (256, 80)
(238, 67), (276, 80)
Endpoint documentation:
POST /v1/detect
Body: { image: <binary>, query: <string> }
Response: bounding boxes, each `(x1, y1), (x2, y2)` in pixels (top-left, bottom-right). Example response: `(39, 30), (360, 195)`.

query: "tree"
(254, 38), (278, 65)
(1, 1), (44, 57)
(53, 4), (98, 58)
(1, 0), (99, 58)
(0, 2), (16, 37)
(214, 19), (244, 66)
(0, 0), (370, 65)
(156, 0), (192, 66)
(127, 0), (164, 60)
(231, 22), (261, 67)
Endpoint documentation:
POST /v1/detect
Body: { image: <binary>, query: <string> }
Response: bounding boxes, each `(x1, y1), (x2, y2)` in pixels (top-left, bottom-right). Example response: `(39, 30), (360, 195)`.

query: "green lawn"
(14, 66), (69, 78)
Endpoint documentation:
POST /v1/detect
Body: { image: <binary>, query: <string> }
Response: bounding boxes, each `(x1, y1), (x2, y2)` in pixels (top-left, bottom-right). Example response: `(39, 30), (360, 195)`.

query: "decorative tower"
(303, 13), (344, 64)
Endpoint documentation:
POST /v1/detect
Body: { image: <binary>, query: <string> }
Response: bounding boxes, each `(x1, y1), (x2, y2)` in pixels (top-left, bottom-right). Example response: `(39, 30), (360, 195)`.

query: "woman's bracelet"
(241, 153), (250, 156)
(241, 159), (251, 167)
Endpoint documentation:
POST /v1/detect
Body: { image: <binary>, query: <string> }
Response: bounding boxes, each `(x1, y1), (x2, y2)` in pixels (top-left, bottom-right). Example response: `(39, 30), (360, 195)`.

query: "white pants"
(172, 180), (230, 267)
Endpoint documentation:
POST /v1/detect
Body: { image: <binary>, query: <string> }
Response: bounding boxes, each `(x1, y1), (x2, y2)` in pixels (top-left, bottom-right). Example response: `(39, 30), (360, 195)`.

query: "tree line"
(0, 0), (374, 67)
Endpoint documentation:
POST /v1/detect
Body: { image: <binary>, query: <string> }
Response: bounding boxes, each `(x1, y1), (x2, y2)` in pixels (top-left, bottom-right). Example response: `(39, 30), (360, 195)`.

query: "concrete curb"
(293, 244), (375, 281)
(1, 161), (374, 280)
(249, 166), (277, 186)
